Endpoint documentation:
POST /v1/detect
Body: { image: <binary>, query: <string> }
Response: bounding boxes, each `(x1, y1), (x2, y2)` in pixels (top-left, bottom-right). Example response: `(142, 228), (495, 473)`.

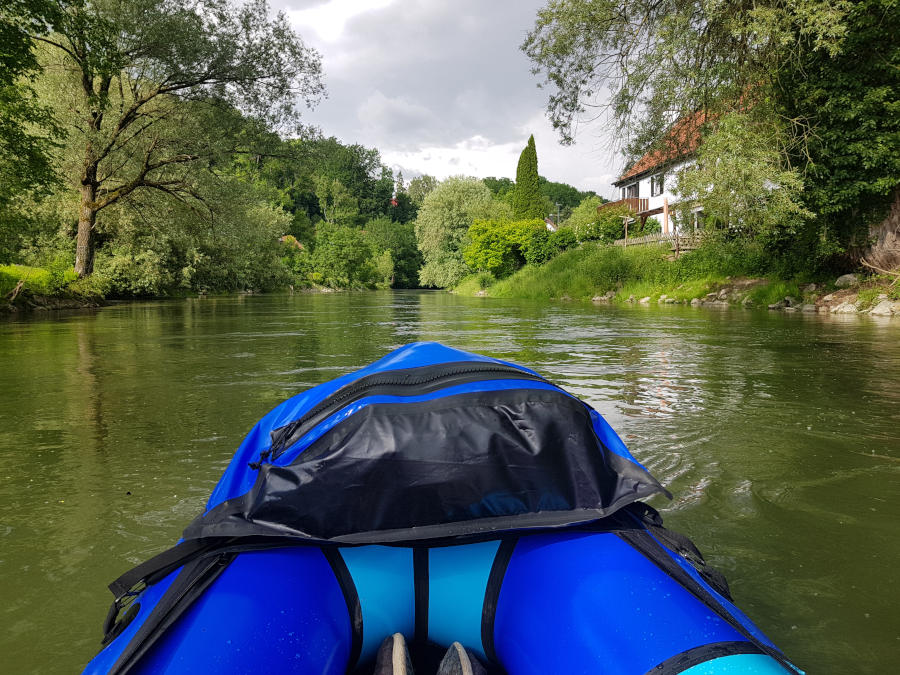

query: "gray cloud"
(272, 0), (624, 194)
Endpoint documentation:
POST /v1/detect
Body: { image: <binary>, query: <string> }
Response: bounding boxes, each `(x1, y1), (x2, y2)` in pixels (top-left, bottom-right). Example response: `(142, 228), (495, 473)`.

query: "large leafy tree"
(674, 112), (813, 239)
(539, 176), (596, 217)
(522, 0), (897, 263)
(32, 0), (324, 277)
(774, 0), (900, 252)
(364, 216), (422, 288)
(522, 0), (850, 154)
(513, 135), (546, 219)
(415, 177), (509, 288)
(408, 174), (438, 205)
(309, 137), (394, 222)
(0, 0), (62, 258)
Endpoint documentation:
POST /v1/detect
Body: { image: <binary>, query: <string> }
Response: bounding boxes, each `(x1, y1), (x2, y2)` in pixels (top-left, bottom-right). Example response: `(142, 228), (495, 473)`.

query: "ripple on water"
(1, 293), (899, 675)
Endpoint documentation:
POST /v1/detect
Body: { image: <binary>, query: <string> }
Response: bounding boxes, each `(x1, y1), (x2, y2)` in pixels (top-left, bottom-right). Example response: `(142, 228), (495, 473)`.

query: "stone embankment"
(590, 273), (900, 317)
(766, 274), (900, 317)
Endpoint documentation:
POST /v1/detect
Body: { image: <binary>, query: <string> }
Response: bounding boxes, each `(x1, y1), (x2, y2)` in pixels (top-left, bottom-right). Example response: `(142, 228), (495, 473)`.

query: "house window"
(624, 183), (639, 199)
(650, 173), (664, 197)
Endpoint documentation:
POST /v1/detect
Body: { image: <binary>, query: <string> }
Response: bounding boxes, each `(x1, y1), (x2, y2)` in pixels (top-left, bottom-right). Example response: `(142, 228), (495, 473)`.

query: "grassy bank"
(1, 264), (107, 313)
(455, 241), (811, 307)
(0, 264), (77, 296)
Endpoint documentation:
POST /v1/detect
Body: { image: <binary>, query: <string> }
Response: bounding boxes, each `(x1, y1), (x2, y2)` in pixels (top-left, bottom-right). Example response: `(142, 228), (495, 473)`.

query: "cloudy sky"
(271, 0), (623, 198)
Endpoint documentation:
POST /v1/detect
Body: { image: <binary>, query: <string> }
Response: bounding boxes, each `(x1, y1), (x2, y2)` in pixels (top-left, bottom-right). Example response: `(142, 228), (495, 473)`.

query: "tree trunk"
(860, 188), (900, 272)
(75, 162), (98, 277)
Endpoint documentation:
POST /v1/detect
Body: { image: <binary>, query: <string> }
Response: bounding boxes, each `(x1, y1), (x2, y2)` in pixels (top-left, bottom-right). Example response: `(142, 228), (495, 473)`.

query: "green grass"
(483, 243), (738, 302)
(455, 238), (814, 307)
(1, 264), (77, 296)
(856, 286), (883, 310)
(487, 244), (670, 300)
(743, 280), (801, 307)
(454, 272), (496, 296)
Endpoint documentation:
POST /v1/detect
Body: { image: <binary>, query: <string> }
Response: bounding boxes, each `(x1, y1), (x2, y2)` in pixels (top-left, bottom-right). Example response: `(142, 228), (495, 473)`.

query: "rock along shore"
(589, 274), (900, 318)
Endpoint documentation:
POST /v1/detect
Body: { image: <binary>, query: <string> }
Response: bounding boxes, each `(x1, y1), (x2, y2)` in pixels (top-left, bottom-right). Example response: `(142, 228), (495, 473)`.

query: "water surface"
(1, 292), (898, 673)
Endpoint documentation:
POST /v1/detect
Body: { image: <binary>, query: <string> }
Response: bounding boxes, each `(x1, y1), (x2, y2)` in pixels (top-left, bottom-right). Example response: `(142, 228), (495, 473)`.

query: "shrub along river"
(1, 291), (898, 673)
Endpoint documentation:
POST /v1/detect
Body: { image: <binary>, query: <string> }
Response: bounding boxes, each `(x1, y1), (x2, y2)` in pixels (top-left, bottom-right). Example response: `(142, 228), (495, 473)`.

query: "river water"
(0, 291), (898, 673)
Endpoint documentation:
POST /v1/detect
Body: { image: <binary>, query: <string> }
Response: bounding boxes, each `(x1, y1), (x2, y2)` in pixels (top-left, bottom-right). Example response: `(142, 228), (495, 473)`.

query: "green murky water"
(1, 291), (898, 673)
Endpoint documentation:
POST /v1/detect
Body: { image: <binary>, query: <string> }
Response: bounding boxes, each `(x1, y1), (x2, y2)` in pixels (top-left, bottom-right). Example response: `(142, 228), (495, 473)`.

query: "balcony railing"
(598, 197), (649, 214)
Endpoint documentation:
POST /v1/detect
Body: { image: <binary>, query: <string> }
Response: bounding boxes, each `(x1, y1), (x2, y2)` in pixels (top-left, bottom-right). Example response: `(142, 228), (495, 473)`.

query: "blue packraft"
(84, 342), (801, 674)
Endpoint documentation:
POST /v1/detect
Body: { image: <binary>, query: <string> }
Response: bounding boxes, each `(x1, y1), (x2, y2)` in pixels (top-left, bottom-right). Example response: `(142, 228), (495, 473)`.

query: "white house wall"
(619, 161), (687, 212)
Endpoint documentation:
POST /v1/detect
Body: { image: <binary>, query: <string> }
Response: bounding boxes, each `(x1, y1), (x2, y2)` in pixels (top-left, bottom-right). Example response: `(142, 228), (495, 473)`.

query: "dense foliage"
(483, 172), (599, 223)
(774, 0), (900, 253)
(464, 219), (576, 278)
(512, 135), (546, 219)
(564, 197), (658, 243)
(28, 0), (326, 277)
(523, 0), (899, 273)
(1, 0), (444, 296)
(0, 0), (61, 259)
(415, 177), (511, 288)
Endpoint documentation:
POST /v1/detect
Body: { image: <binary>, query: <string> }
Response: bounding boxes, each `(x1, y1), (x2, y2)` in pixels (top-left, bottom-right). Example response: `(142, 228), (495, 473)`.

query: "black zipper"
(265, 361), (549, 461)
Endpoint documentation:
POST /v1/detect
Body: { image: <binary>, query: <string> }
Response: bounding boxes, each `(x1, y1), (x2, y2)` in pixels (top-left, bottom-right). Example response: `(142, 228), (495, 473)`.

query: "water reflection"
(0, 292), (898, 674)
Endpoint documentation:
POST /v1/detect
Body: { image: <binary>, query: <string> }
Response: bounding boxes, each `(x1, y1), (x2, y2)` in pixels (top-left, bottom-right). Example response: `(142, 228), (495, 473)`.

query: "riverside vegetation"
(1, 1), (897, 313)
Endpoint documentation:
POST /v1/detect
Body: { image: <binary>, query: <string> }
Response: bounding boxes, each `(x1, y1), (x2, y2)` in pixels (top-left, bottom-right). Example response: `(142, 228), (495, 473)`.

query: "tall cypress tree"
(513, 135), (545, 219)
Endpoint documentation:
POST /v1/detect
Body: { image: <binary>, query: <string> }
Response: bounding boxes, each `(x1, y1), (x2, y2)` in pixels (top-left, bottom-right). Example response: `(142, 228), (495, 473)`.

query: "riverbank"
(453, 242), (900, 317)
(1, 264), (104, 314)
(0, 263), (369, 315)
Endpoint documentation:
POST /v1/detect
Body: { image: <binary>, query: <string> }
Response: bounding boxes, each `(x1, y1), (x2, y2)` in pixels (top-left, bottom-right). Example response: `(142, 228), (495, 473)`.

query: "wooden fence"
(613, 231), (702, 252)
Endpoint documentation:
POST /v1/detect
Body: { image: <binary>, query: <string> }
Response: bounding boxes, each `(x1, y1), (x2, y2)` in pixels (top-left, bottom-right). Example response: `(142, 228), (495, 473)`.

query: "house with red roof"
(600, 112), (707, 233)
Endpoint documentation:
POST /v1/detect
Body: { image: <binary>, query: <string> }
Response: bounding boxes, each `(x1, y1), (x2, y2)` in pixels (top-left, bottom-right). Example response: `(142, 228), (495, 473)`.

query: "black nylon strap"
(322, 548), (363, 672)
(481, 538), (517, 664)
(109, 538), (214, 599)
(645, 640), (764, 674)
(108, 553), (236, 675)
(413, 547), (429, 646)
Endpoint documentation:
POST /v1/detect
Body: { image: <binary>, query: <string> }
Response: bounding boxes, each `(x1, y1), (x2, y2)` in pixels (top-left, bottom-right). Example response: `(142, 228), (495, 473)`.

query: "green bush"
(574, 203), (632, 243)
(676, 233), (770, 279)
(549, 226), (577, 253)
(464, 219), (548, 277)
(0, 263), (77, 296)
(309, 222), (376, 288)
(642, 217), (661, 234)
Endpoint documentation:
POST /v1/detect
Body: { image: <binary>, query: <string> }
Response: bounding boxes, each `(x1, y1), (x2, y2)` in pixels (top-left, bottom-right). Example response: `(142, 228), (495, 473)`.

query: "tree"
(539, 176), (597, 221)
(415, 177), (508, 288)
(308, 137), (394, 222)
(774, 0), (900, 253)
(363, 216), (422, 288)
(408, 174), (438, 205)
(522, 0), (850, 153)
(309, 223), (374, 288)
(513, 135), (545, 219)
(566, 197), (631, 243)
(0, 0), (62, 259)
(482, 177), (515, 199)
(391, 171), (417, 223)
(565, 195), (604, 236)
(32, 0), (324, 277)
(464, 219), (549, 278)
(674, 112), (813, 240)
(314, 176), (359, 226)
